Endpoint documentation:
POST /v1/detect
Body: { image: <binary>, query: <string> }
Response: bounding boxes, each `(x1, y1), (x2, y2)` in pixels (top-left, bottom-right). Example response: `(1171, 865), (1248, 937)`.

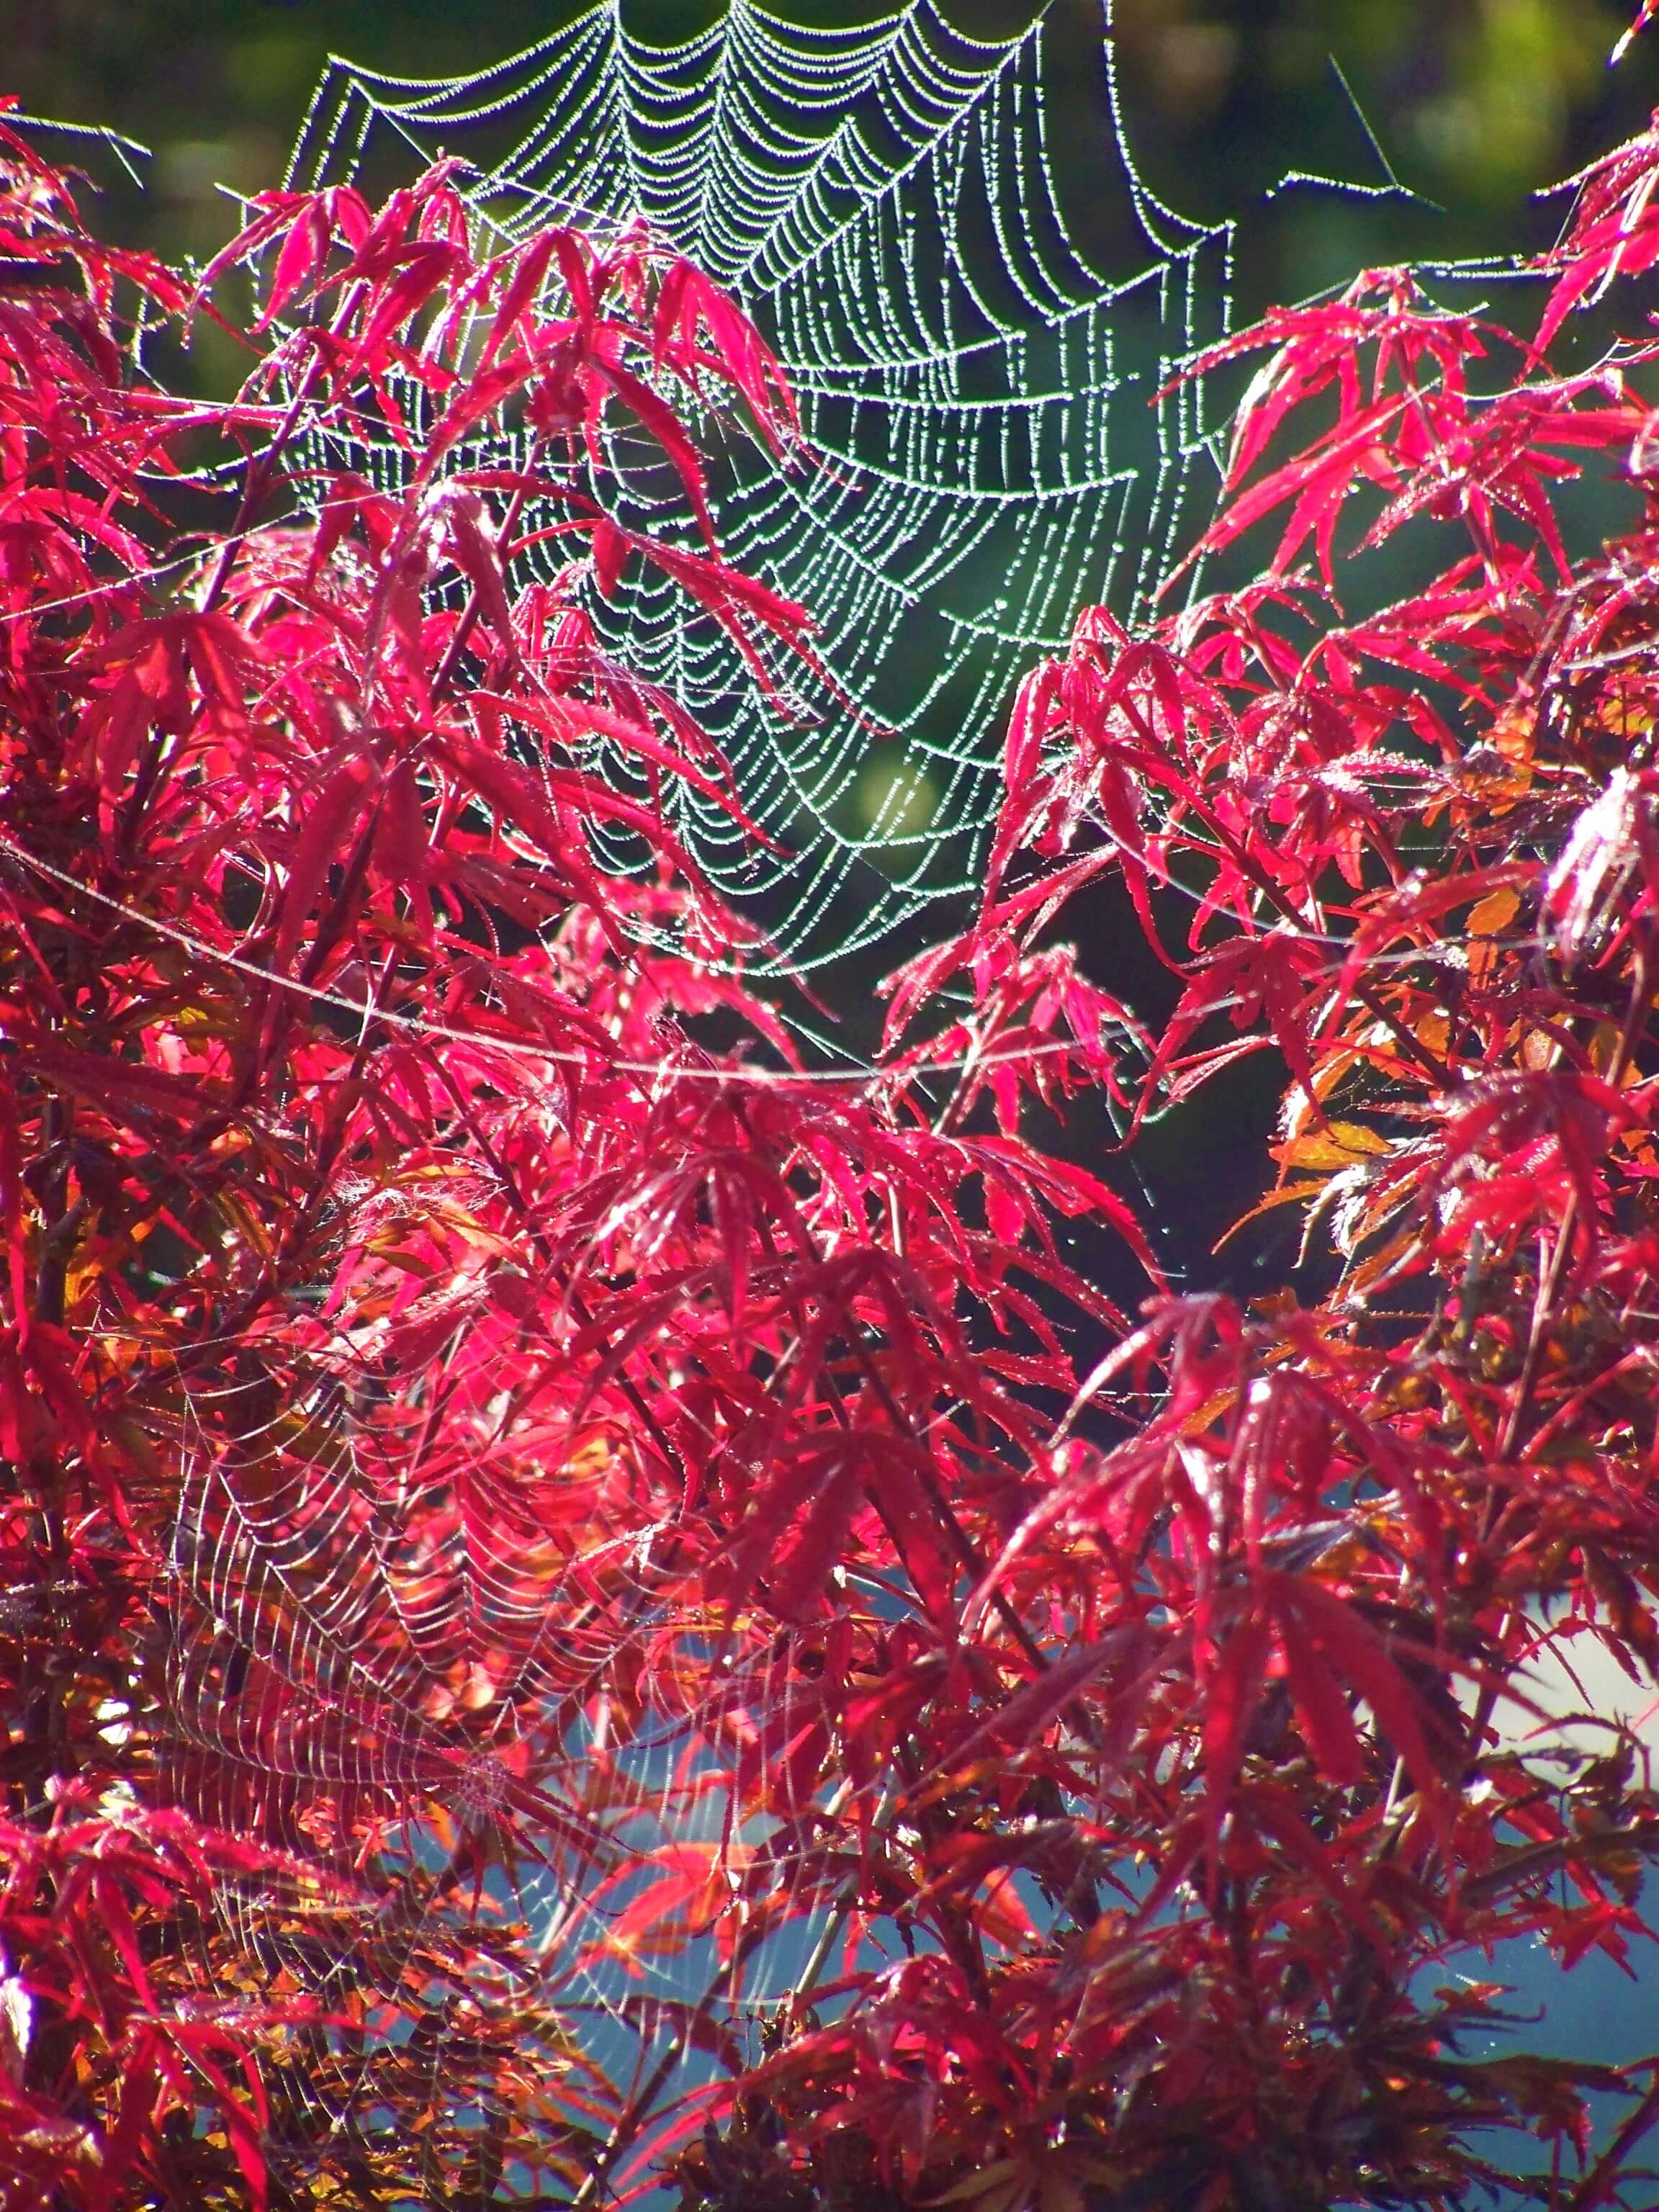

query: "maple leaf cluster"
(6, 50), (1659, 2212)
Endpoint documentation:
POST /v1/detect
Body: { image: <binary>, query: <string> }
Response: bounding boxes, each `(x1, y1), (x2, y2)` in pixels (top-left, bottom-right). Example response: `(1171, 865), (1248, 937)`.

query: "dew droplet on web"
(449, 1750), (512, 1823)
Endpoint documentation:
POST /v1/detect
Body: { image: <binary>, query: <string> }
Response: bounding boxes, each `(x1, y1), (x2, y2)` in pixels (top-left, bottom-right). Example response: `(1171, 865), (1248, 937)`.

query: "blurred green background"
(11, 0), (1659, 319)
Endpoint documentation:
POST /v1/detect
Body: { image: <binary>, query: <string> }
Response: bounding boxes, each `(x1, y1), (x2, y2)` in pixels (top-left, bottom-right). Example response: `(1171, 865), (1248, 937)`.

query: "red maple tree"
(6, 50), (1659, 2212)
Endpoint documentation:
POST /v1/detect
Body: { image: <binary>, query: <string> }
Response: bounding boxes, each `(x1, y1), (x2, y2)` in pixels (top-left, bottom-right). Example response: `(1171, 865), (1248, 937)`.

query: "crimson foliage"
(6, 64), (1659, 2212)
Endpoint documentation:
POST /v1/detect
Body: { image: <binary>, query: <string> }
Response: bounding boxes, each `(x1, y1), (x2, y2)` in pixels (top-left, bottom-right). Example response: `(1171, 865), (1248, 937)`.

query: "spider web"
(158, 1143), (858, 2200)
(150, 5), (1236, 2194)
(286, 0), (1232, 972)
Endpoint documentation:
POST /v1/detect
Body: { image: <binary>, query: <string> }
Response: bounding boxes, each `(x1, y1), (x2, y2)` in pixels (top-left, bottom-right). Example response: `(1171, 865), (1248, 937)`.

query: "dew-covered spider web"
(286, 0), (1232, 972)
(158, 1161), (873, 2201)
(145, 6), (1240, 2196)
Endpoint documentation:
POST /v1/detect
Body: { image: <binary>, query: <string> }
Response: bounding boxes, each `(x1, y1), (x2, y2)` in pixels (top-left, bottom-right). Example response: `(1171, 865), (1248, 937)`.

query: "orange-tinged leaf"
(1467, 886), (1521, 938)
